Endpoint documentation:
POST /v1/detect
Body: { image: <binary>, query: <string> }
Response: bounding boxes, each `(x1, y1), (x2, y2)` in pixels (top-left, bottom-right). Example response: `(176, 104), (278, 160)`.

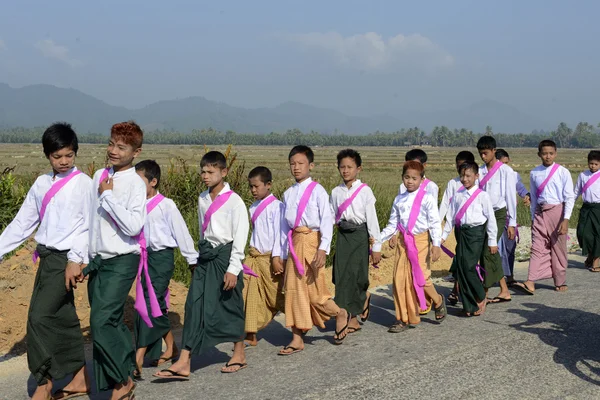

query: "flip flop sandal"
(277, 346), (303, 356)
(116, 383), (136, 400)
(51, 389), (91, 400)
(487, 296), (511, 304)
(132, 368), (143, 381)
(334, 311), (351, 344)
(419, 303), (432, 315)
(152, 369), (190, 380)
(347, 326), (362, 334)
(447, 292), (459, 306)
(388, 321), (408, 333)
(513, 282), (534, 295)
(360, 294), (371, 322)
(434, 296), (447, 322)
(221, 362), (248, 373)
(151, 353), (178, 367)
(589, 267), (600, 272)
(555, 285), (568, 292)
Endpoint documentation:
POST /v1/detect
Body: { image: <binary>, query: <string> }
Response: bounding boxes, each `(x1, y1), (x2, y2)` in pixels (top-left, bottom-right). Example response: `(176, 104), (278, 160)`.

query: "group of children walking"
(0, 121), (597, 400)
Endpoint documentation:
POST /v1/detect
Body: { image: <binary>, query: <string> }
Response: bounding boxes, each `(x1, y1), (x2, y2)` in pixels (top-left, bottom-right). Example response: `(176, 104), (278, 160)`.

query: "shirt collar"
(111, 166), (136, 177)
(295, 177), (313, 189)
(52, 166), (78, 181)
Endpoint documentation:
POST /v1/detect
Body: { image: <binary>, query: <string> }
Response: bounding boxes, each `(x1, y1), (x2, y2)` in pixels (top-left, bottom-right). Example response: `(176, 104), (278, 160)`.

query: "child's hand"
(223, 272), (237, 290)
(371, 251), (382, 265)
(98, 177), (113, 195)
(189, 264), (197, 274)
(369, 237), (375, 245)
(75, 263), (87, 283)
(507, 226), (516, 241)
(523, 194), (531, 207)
(388, 235), (398, 249)
(311, 250), (326, 269)
(65, 262), (82, 290)
(489, 246), (498, 255)
(431, 246), (441, 262)
(559, 219), (569, 235)
(272, 257), (284, 275)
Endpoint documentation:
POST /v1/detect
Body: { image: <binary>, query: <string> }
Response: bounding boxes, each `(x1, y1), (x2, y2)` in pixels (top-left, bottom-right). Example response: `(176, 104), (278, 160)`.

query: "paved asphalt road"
(1, 254), (599, 399)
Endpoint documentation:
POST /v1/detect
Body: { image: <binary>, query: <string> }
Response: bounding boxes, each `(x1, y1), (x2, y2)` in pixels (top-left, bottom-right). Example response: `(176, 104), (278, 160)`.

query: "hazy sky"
(1, 0), (599, 123)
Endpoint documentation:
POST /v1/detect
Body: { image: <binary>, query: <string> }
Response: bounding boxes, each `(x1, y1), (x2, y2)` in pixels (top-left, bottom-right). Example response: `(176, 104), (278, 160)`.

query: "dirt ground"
(0, 235), (457, 355)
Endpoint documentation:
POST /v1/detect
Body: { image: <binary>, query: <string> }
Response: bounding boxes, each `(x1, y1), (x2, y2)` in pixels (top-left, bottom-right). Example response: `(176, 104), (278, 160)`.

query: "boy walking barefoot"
(330, 149), (382, 333)
(0, 123), (92, 400)
(133, 160), (198, 377)
(515, 140), (575, 294)
(279, 145), (350, 355)
(575, 151), (600, 272)
(242, 166), (285, 346)
(84, 121), (147, 400)
(154, 151), (250, 377)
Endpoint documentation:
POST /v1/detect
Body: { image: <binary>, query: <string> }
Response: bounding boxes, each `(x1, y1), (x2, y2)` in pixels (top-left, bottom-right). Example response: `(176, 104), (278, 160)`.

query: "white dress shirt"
(574, 170), (600, 204)
(0, 167), (92, 264)
(145, 193), (199, 265)
(439, 177), (462, 221)
(198, 183), (249, 276)
(282, 177), (333, 256)
(89, 167), (147, 260)
(330, 180), (382, 252)
(398, 178), (439, 201)
(530, 163), (575, 220)
(249, 194), (284, 257)
(515, 172), (529, 198)
(442, 186), (498, 247)
(479, 162), (517, 227)
(380, 191), (442, 247)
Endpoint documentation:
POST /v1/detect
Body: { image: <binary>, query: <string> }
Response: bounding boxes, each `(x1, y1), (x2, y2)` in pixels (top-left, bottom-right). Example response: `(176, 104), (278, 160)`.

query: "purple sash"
(455, 188), (483, 226)
(202, 190), (234, 235)
(479, 161), (502, 189)
(582, 170), (600, 194)
(536, 163), (561, 197)
(242, 195), (277, 278)
(287, 181), (319, 276)
(32, 169), (82, 263)
(397, 186), (429, 311)
(335, 183), (367, 224)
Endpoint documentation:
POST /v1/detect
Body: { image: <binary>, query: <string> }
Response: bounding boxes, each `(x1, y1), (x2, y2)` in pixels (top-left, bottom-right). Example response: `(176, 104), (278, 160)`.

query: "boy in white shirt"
(0, 123), (92, 400)
(153, 151), (250, 377)
(330, 149), (381, 333)
(439, 151), (476, 222)
(83, 121), (147, 399)
(133, 160), (198, 377)
(575, 150), (600, 272)
(279, 145), (350, 355)
(397, 149), (439, 200)
(516, 140), (575, 294)
(442, 161), (498, 316)
(242, 166), (285, 347)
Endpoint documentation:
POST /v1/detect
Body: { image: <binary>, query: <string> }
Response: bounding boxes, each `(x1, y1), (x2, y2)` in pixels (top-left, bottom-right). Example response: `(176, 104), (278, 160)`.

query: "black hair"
(42, 122), (79, 157)
(495, 149), (510, 160)
(405, 149), (427, 164)
(248, 166), (272, 184)
(476, 136), (497, 151)
(135, 160), (161, 188)
(459, 161), (479, 175)
(588, 150), (600, 163)
(288, 145), (314, 163)
(455, 150), (475, 163)
(538, 139), (557, 152)
(201, 151), (227, 169)
(337, 148), (362, 167)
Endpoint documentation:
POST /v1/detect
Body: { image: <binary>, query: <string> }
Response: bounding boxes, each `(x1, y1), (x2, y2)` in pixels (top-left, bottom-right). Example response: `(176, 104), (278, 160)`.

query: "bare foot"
(54, 367), (91, 398)
(348, 316), (361, 333)
(31, 383), (52, 400)
(279, 336), (304, 355)
(555, 285), (568, 292)
(221, 348), (247, 373)
(334, 308), (349, 343)
(359, 293), (371, 321)
(153, 345), (179, 367)
(244, 333), (258, 346)
(109, 379), (135, 400)
(153, 358), (190, 378)
(474, 298), (487, 316)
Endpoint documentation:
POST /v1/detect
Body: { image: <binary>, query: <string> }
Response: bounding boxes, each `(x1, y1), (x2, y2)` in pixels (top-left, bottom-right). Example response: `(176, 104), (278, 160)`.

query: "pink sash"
(582, 170), (600, 194)
(335, 183), (367, 224)
(32, 169), (83, 263)
(242, 195), (277, 278)
(397, 186), (429, 311)
(134, 194), (166, 328)
(478, 161), (502, 189)
(287, 181), (319, 276)
(536, 163), (561, 197)
(448, 185), (466, 204)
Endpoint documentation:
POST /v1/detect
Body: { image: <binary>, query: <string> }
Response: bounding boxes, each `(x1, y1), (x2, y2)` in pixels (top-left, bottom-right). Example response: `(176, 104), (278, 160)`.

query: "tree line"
(1, 122), (599, 148)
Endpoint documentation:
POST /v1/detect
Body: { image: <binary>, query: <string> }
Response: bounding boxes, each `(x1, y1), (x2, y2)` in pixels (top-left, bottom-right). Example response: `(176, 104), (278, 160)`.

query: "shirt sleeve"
(270, 202), (283, 258)
(365, 189), (382, 252)
(226, 198), (250, 275)
(442, 196), (456, 241)
(562, 168), (576, 220)
(0, 183), (40, 260)
(380, 198), (400, 242)
(505, 168), (518, 227)
(425, 195), (442, 246)
(280, 193), (290, 260)
(99, 180), (146, 237)
(329, 190), (337, 224)
(67, 176), (92, 264)
(482, 194), (498, 247)
(529, 171), (538, 221)
(438, 181), (452, 221)
(317, 187), (333, 254)
(429, 182), (439, 205)
(574, 173), (583, 200)
(168, 202), (199, 265)
(516, 173), (529, 198)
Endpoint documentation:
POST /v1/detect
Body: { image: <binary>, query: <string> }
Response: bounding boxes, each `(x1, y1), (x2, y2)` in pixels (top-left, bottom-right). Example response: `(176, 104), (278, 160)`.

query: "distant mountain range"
(0, 83), (551, 134)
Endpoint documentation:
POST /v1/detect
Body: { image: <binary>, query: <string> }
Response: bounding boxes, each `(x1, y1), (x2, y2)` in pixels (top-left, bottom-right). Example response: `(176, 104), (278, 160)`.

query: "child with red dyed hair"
(82, 121), (147, 399)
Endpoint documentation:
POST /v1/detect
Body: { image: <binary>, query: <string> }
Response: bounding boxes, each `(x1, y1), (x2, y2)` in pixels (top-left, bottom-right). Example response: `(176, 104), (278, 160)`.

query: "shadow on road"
(509, 302), (600, 386)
